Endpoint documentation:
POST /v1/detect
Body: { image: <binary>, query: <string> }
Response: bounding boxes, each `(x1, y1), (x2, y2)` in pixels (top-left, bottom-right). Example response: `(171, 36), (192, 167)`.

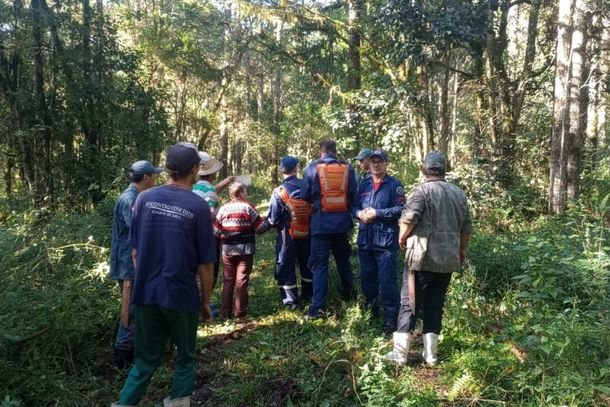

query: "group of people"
(108, 140), (472, 407)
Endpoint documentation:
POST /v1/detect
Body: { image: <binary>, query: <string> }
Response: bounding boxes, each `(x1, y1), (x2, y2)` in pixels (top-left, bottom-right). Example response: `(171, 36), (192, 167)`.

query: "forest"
(1, 0), (609, 405)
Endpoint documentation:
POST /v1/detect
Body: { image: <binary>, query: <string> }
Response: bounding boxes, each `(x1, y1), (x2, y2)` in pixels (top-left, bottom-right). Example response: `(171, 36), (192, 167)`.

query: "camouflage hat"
(423, 151), (446, 175)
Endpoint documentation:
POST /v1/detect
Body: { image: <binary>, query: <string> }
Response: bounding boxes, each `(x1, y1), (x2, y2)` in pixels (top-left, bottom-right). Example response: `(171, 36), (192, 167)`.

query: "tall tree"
(549, 0), (590, 213)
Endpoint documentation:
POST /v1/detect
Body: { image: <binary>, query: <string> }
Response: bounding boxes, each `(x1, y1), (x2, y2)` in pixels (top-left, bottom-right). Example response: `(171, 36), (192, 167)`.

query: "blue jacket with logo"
(352, 174), (405, 251)
(302, 154), (358, 235)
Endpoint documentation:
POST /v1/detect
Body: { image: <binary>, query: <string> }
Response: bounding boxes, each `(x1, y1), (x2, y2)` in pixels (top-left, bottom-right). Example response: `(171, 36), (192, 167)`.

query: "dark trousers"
(119, 305), (198, 405)
(275, 232), (313, 304)
(396, 269), (452, 334)
(359, 249), (399, 331)
(221, 254), (254, 318)
(308, 233), (353, 317)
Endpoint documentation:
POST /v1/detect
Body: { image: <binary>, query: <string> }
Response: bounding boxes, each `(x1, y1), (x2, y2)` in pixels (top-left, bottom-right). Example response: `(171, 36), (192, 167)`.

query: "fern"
(447, 371), (474, 401)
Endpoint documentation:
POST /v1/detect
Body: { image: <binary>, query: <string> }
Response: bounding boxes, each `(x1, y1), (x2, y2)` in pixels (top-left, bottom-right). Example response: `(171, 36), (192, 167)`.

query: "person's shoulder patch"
(396, 186), (405, 196)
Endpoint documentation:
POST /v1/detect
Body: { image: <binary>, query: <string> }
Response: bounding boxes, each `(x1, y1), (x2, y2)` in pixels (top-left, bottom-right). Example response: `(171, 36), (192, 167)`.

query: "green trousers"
(119, 305), (198, 405)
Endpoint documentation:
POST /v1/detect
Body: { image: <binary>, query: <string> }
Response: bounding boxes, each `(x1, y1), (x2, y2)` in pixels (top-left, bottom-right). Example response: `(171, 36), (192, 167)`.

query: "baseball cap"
(369, 149), (389, 162)
(166, 144), (202, 174)
(129, 160), (162, 176)
(280, 156), (299, 172)
(354, 148), (373, 161)
(423, 151), (446, 175)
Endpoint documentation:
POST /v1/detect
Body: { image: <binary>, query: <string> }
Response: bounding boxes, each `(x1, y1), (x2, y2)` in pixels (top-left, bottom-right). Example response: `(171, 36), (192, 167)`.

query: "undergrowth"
(1, 188), (609, 406)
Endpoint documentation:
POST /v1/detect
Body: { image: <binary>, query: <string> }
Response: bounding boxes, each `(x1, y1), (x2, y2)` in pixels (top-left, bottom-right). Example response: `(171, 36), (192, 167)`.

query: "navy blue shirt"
(108, 184), (138, 281)
(353, 174), (405, 251)
(130, 185), (216, 313)
(301, 154), (358, 235)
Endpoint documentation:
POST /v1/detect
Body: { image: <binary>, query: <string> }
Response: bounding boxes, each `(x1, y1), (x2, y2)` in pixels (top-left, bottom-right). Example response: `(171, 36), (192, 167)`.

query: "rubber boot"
(422, 333), (439, 365)
(163, 396), (191, 407)
(385, 332), (409, 365)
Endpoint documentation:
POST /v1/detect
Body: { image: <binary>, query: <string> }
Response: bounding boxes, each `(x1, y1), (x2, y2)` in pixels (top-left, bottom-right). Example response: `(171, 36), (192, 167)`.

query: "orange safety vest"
(316, 162), (349, 212)
(277, 186), (312, 239)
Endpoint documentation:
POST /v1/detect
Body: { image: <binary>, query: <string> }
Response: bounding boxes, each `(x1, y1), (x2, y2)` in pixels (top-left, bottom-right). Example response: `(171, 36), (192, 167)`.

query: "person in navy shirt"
(301, 139), (358, 318)
(353, 149), (405, 334)
(108, 160), (161, 369)
(113, 144), (216, 407)
(265, 156), (313, 308)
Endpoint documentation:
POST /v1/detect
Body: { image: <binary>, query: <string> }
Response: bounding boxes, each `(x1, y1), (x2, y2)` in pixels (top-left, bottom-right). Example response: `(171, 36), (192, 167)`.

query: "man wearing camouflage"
(386, 151), (472, 366)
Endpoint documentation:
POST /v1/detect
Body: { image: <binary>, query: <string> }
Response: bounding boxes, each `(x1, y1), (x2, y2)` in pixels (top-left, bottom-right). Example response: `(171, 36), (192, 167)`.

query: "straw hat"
(198, 158), (223, 176)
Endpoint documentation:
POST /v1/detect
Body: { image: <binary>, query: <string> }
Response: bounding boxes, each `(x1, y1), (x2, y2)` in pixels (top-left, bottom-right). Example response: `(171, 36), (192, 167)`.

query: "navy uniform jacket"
(267, 175), (304, 232)
(352, 174), (405, 251)
(301, 154), (358, 236)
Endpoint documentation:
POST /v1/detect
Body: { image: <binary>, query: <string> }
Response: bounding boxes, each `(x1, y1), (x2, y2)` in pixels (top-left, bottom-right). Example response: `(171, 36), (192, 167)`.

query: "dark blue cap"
(166, 144), (202, 174)
(370, 149), (389, 162)
(129, 160), (162, 176)
(280, 156), (299, 172)
(354, 148), (373, 161)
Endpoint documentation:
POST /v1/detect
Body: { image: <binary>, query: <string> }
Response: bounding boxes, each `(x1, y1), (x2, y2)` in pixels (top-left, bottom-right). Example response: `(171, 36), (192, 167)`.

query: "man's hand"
(198, 263), (214, 322)
(120, 280), (132, 327)
(201, 303), (212, 322)
(358, 208), (376, 224)
(460, 250), (467, 265)
(357, 210), (369, 223)
(399, 236), (408, 250)
(460, 233), (470, 265)
(363, 207), (376, 222)
(215, 176), (237, 194)
(399, 222), (414, 250)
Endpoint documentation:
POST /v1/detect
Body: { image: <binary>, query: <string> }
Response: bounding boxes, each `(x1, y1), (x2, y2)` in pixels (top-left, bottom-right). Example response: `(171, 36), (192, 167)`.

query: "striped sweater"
(214, 199), (265, 256)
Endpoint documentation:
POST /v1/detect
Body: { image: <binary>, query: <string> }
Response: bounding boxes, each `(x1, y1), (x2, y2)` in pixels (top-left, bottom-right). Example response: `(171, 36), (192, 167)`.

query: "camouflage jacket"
(401, 178), (472, 273)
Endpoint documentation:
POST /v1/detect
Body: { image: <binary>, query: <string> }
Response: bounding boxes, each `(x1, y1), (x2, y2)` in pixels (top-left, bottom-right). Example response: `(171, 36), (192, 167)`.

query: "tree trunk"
(219, 1), (231, 179)
(82, 0), (97, 148)
(566, 0), (589, 201)
(271, 19), (283, 185)
(417, 64), (434, 152)
(346, 0), (362, 144)
(437, 61), (450, 158)
(512, 0), (541, 128)
(549, 0), (574, 213)
(450, 70), (460, 168)
(31, 0), (53, 204)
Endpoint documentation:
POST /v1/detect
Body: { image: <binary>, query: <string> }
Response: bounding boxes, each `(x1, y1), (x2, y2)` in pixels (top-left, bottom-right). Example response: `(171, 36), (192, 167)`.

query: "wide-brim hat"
(198, 159), (223, 176)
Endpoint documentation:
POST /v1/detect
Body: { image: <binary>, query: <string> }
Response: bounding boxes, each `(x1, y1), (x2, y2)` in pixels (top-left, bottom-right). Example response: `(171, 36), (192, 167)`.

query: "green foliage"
(0, 199), (117, 405)
(442, 200), (610, 406)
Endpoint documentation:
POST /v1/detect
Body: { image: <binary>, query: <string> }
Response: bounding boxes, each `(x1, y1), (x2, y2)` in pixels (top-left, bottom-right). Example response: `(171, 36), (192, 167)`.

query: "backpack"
(277, 186), (312, 239)
(316, 162), (349, 212)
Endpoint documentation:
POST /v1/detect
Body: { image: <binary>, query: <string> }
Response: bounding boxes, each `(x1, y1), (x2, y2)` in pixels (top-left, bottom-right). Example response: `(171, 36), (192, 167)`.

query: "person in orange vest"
(264, 156), (313, 308)
(301, 140), (358, 318)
